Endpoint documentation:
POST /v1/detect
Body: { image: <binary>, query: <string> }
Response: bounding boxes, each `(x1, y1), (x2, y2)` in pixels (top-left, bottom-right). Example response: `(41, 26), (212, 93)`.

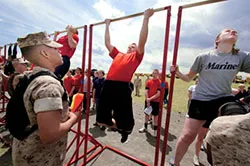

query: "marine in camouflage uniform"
(205, 113), (250, 166)
(134, 74), (142, 96)
(12, 67), (69, 166)
(11, 32), (80, 166)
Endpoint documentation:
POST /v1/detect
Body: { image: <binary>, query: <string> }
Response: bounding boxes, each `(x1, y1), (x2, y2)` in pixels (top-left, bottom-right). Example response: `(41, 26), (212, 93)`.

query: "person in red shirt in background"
(139, 69), (161, 137)
(160, 73), (169, 104)
(96, 9), (154, 143)
(82, 69), (93, 113)
(73, 67), (82, 94)
(54, 25), (79, 79)
(63, 70), (75, 104)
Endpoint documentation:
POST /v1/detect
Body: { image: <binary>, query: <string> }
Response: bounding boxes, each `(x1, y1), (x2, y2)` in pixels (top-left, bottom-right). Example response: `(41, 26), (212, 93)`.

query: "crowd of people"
(0, 8), (250, 166)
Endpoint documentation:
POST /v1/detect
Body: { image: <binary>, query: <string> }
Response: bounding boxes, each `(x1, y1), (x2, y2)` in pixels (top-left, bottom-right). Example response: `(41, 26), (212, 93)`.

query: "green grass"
(132, 76), (193, 113)
(132, 76), (250, 113)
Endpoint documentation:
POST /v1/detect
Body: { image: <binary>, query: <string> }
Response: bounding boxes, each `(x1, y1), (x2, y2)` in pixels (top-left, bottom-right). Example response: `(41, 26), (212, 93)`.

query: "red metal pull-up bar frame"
(85, 5), (171, 166)
(160, 0), (226, 166)
(64, 25), (104, 166)
(1, 0), (227, 165)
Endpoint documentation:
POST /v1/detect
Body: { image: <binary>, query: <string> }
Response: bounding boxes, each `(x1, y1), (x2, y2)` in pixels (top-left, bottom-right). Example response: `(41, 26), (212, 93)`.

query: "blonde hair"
(214, 28), (239, 55)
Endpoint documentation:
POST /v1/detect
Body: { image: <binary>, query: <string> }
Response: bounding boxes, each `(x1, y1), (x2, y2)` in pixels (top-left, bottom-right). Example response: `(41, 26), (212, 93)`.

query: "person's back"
(206, 112), (250, 165)
(96, 9), (154, 143)
(53, 25), (79, 79)
(12, 67), (69, 165)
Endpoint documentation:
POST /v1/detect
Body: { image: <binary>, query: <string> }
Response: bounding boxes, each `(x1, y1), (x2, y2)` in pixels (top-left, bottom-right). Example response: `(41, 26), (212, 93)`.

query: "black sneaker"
(100, 126), (106, 130)
(121, 133), (128, 143)
(93, 122), (99, 126)
(111, 128), (118, 132)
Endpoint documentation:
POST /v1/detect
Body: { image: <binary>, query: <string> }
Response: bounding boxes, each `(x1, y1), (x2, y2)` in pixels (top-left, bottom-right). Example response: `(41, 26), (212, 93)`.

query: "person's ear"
(215, 36), (221, 46)
(40, 49), (49, 59)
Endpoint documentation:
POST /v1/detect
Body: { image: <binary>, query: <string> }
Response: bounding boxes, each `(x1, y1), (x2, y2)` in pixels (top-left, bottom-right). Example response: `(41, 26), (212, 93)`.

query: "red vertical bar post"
(154, 6), (171, 166)
(160, 6), (183, 166)
(75, 25), (87, 160)
(79, 25), (88, 93)
(83, 24), (93, 165)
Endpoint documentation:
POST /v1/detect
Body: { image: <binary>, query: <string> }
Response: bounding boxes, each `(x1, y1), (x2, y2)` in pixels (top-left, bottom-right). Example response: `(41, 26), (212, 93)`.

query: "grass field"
(132, 75), (249, 113)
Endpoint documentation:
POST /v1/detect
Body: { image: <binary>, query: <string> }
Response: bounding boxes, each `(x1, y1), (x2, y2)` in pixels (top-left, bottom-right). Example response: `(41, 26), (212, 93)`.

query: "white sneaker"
(193, 155), (200, 166)
(200, 144), (205, 151)
(169, 157), (175, 166)
(139, 127), (147, 133)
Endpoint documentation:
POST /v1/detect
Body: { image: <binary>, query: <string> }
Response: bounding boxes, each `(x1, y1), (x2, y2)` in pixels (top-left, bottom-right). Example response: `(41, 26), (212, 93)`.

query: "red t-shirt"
(57, 34), (79, 58)
(0, 56), (4, 65)
(165, 81), (169, 89)
(63, 76), (74, 94)
(73, 74), (82, 91)
(146, 79), (161, 102)
(30, 64), (35, 71)
(106, 47), (143, 82)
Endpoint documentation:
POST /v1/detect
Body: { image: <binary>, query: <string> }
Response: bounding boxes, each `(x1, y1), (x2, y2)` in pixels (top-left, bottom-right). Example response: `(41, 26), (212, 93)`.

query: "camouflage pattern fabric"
(205, 113), (250, 166)
(12, 67), (69, 166)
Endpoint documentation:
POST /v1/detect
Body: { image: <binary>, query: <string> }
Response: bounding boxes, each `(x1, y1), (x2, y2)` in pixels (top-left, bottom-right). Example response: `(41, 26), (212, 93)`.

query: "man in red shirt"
(73, 67), (82, 93)
(96, 9), (154, 143)
(53, 25), (79, 79)
(63, 70), (75, 104)
(139, 69), (161, 137)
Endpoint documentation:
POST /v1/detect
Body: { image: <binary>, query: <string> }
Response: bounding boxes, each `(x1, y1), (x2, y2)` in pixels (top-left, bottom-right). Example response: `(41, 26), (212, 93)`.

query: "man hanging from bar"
(4, 44), (17, 76)
(97, 8), (154, 143)
(53, 25), (79, 79)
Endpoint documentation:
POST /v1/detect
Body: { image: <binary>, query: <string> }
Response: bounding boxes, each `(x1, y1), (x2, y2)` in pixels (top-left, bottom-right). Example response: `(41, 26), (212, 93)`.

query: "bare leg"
(153, 115), (158, 126)
(173, 118), (205, 166)
(195, 127), (208, 156)
(149, 114), (152, 120)
(145, 114), (150, 123)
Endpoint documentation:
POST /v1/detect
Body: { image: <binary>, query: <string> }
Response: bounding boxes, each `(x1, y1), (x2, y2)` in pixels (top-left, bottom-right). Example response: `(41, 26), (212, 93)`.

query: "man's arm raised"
(67, 25), (78, 48)
(137, 9), (154, 55)
(105, 19), (114, 53)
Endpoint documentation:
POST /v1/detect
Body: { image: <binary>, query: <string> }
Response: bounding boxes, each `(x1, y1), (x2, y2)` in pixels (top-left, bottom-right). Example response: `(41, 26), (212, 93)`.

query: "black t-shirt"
(243, 95), (250, 105)
(93, 78), (105, 99)
(235, 90), (248, 100)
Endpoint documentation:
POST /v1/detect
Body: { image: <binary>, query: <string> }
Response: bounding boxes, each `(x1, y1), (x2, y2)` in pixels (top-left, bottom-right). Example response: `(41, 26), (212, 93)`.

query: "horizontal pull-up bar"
(3, 25), (87, 46)
(92, 6), (170, 26)
(4, 43), (17, 46)
(182, 0), (226, 9)
(49, 25), (86, 36)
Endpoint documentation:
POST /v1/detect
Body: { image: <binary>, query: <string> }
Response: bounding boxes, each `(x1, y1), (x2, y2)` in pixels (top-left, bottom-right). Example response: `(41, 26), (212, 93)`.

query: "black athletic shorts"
(144, 101), (160, 116)
(188, 96), (235, 128)
(96, 80), (134, 133)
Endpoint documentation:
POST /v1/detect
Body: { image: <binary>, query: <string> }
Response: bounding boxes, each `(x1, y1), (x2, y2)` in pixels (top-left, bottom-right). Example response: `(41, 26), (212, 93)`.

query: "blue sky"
(0, 0), (250, 76)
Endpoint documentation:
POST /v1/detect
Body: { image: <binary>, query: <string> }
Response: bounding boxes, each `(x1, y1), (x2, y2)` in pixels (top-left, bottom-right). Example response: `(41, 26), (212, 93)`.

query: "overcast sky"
(0, 0), (249, 76)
